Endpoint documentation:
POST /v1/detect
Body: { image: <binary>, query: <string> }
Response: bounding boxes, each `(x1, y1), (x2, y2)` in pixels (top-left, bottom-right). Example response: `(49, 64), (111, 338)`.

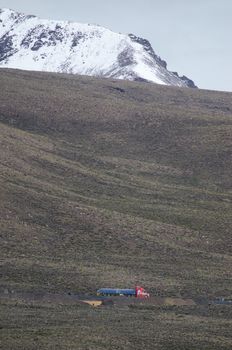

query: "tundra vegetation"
(0, 69), (232, 349)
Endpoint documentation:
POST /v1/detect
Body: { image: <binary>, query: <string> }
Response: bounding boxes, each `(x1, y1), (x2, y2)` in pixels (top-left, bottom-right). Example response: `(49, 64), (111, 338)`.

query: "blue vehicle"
(97, 286), (149, 298)
(212, 298), (232, 305)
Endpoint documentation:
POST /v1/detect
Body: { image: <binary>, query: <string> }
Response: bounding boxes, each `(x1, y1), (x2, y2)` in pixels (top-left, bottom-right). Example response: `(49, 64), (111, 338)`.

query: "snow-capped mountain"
(0, 8), (196, 87)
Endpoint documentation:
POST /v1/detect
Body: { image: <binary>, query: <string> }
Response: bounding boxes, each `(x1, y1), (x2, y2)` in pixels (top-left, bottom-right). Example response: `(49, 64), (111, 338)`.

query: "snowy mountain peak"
(0, 8), (196, 87)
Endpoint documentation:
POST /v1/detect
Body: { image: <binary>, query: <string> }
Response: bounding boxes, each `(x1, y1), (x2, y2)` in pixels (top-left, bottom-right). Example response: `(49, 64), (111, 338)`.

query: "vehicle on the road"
(97, 286), (150, 298)
(212, 297), (232, 305)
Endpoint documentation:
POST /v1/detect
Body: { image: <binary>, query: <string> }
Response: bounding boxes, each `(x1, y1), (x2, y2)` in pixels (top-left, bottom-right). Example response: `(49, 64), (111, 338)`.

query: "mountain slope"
(0, 8), (196, 87)
(1, 69), (232, 349)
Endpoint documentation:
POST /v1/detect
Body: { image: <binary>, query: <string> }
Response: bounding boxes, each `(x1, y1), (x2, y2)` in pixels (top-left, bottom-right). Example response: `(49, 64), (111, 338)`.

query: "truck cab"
(135, 286), (150, 298)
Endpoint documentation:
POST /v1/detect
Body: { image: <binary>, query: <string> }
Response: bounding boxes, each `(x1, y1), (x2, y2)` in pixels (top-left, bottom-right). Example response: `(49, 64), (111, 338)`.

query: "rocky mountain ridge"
(0, 8), (196, 87)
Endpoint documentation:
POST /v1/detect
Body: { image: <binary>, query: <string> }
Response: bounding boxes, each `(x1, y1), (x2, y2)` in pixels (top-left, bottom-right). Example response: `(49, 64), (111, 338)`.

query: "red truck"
(97, 286), (150, 298)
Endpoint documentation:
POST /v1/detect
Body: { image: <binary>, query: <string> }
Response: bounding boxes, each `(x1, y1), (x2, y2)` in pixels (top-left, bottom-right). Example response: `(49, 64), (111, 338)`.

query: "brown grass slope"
(0, 68), (232, 349)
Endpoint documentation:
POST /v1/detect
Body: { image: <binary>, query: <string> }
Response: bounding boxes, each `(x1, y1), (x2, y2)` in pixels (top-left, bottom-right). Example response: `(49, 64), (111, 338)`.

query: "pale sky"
(1, 0), (231, 91)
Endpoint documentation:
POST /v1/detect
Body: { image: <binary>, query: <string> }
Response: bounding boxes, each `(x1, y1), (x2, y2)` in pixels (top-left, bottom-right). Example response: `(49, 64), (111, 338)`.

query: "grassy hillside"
(1, 68), (232, 349)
